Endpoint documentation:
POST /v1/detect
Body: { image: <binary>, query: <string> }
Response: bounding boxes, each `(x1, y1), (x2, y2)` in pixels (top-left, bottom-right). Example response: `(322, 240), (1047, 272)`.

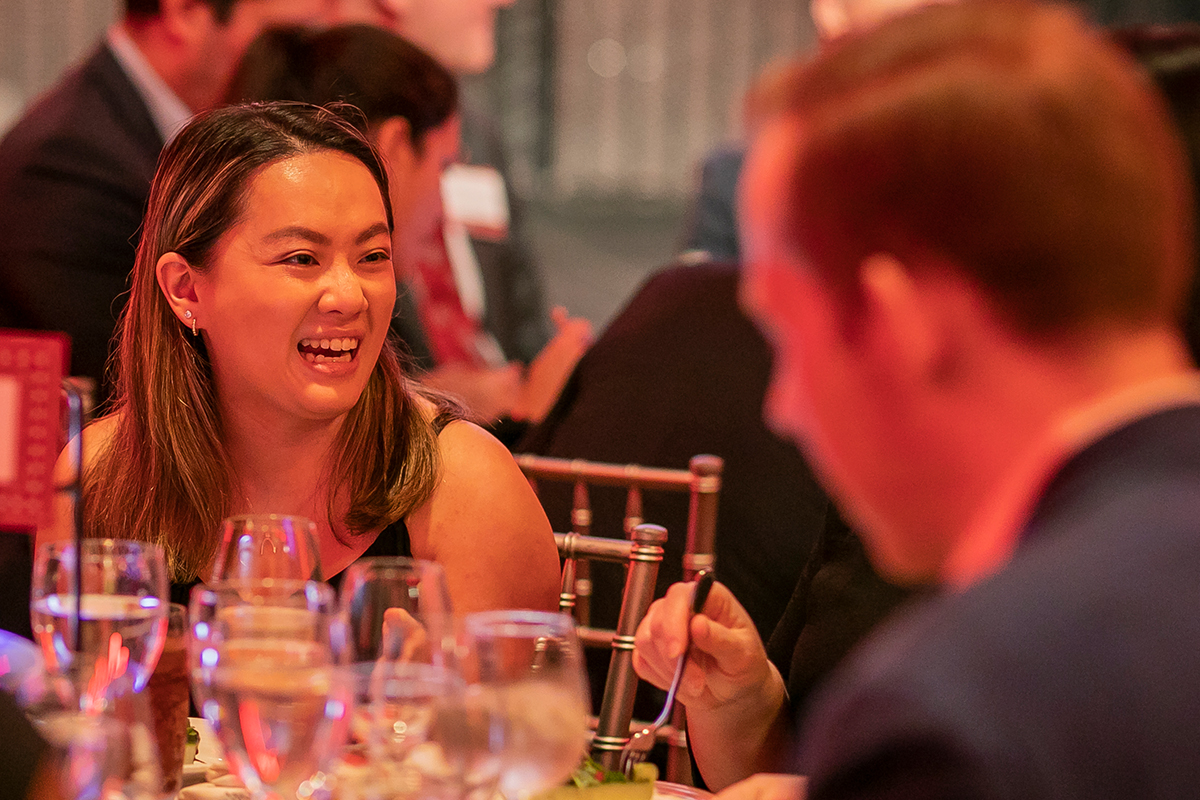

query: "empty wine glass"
(30, 539), (168, 709)
(333, 558), (459, 797)
(461, 611), (589, 800)
(210, 515), (323, 586)
(191, 580), (351, 800)
(368, 664), (505, 800)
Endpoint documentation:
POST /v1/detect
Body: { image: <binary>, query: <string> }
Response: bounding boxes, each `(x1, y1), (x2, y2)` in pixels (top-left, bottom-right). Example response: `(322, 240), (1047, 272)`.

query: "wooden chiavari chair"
(516, 454), (723, 783)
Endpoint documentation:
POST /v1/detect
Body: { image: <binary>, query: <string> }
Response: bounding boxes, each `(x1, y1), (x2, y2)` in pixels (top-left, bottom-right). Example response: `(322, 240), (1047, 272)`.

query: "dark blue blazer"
(799, 404), (1200, 799)
(0, 44), (163, 398)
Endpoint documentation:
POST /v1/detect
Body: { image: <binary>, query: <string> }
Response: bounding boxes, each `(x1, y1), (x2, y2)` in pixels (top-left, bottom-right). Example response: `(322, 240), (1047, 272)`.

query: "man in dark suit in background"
(0, 0), (336, 640)
(636, 1), (1200, 798)
(0, 0), (336, 401)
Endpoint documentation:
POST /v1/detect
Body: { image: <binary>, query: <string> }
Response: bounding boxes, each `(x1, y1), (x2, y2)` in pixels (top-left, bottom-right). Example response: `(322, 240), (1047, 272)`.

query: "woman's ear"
(156, 251), (200, 330)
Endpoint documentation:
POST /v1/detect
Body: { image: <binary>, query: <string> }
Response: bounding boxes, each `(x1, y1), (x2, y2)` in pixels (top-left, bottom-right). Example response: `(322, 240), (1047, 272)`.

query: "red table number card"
(0, 330), (69, 533)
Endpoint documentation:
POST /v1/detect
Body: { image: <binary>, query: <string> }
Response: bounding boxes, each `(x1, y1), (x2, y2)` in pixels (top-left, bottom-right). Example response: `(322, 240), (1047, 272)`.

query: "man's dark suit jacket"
(520, 262), (824, 643)
(0, 44), (163, 398)
(800, 403), (1200, 799)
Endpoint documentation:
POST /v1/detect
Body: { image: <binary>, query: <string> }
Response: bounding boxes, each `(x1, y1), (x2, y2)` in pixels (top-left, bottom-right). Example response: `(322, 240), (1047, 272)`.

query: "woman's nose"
(317, 257), (368, 315)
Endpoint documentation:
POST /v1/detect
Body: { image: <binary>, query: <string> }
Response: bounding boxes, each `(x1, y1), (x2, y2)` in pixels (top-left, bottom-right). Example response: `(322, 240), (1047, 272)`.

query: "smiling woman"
(40, 102), (560, 615)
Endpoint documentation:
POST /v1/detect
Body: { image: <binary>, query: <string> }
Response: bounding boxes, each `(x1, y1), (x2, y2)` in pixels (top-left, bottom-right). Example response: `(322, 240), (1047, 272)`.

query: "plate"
(654, 782), (712, 800)
(182, 763), (209, 788)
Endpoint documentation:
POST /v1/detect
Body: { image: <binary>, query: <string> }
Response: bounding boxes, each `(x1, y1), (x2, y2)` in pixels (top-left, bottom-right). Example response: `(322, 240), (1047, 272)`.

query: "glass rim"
(339, 555), (446, 579)
(461, 609), (577, 636)
(35, 538), (166, 558)
(189, 578), (337, 604)
(220, 513), (318, 528)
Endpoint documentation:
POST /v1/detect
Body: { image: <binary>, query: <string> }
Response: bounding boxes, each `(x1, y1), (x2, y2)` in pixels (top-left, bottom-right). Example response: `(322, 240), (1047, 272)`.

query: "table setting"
(16, 513), (709, 800)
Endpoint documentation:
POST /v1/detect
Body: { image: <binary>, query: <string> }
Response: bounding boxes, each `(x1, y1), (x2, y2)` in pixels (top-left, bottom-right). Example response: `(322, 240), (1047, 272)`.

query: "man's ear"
(858, 252), (945, 387)
(809, 0), (850, 39)
(374, 116), (417, 174)
(157, 251), (201, 328)
(155, 0), (217, 41)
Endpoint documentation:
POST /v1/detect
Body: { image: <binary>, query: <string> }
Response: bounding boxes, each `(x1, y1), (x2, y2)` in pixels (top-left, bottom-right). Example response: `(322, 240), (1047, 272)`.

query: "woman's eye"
(362, 250), (392, 267)
(284, 252), (318, 266)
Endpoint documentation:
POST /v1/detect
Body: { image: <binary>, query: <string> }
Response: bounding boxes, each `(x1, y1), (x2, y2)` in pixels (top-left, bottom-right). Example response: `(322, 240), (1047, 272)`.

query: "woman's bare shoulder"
(408, 419), (559, 613)
(41, 413), (122, 546)
(82, 413), (121, 459)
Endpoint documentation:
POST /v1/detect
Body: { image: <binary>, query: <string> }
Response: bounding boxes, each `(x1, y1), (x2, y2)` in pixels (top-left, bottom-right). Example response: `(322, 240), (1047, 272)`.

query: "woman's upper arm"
(407, 420), (560, 615)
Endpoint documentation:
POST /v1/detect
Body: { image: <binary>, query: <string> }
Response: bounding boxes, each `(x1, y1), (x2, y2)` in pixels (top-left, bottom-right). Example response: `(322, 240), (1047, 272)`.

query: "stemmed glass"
(334, 558), (470, 798)
(30, 538), (169, 708)
(27, 673), (163, 800)
(190, 580), (351, 800)
(210, 515), (323, 586)
(461, 611), (589, 800)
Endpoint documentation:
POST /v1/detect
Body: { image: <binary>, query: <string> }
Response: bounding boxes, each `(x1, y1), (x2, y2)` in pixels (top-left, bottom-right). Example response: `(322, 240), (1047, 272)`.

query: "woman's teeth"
(298, 337), (360, 362)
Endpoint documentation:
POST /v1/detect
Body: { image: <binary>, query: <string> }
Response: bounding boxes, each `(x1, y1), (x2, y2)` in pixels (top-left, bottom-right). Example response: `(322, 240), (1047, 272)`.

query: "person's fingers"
(714, 775), (808, 800)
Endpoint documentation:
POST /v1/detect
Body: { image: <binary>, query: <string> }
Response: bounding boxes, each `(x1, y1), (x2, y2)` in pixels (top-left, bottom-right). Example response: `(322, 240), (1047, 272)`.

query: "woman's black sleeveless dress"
(168, 518), (412, 605)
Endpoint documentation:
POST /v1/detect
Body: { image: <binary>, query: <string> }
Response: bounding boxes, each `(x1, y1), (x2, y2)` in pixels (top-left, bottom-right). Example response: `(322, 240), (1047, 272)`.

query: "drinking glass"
(26, 673), (162, 800)
(146, 603), (190, 795)
(340, 557), (455, 666)
(210, 515), (323, 586)
(461, 611), (589, 800)
(30, 539), (169, 708)
(190, 580), (351, 800)
(334, 558), (460, 798)
(367, 664), (505, 800)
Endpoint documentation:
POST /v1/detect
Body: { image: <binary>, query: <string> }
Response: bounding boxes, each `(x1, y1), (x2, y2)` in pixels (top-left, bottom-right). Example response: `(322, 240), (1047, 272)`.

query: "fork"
(621, 569), (716, 777)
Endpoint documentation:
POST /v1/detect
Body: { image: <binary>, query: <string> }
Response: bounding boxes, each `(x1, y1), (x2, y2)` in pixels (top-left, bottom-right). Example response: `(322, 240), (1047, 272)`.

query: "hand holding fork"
(621, 570), (716, 777)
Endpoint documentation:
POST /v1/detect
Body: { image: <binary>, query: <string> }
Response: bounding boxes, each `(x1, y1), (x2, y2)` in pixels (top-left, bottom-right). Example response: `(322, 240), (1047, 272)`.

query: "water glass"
(30, 538), (168, 706)
(461, 611), (589, 799)
(191, 580), (351, 800)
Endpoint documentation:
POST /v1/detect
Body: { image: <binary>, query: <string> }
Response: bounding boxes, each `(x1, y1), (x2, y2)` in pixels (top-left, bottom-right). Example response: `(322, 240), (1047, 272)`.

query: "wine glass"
(26, 673), (163, 800)
(340, 556), (455, 667)
(30, 539), (169, 709)
(461, 611), (589, 800)
(368, 664), (506, 800)
(333, 558), (460, 796)
(191, 580), (351, 800)
(210, 515), (323, 586)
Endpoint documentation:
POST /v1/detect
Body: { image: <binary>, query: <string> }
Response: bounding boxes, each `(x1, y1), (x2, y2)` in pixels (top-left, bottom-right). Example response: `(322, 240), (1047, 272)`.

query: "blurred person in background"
(0, 0), (338, 402)
(0, 0), (338, 641)
(335, 0), (568, 443)
(226, 24), (591, 436)
(639, 1), (1200, 798)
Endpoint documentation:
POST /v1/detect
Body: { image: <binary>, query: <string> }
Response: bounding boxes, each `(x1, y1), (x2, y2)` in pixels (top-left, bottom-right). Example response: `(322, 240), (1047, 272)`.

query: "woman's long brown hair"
(84, 102), (448, 581)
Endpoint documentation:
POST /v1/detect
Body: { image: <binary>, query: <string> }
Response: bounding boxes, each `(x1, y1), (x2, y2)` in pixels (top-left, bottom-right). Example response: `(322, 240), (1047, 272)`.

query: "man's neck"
(941, 329), (1199, 588)
(118, 16), (208, 114)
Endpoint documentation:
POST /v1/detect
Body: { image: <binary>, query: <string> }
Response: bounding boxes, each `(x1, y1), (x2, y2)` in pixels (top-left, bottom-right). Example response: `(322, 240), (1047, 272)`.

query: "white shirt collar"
(944, 372), (1200, 588)
(106, 23), (193, 144)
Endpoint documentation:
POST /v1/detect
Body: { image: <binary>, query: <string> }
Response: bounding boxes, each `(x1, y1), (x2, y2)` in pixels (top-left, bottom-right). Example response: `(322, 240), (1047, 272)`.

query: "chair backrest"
(518, 454), (723, 782)
(556, 523), (666, 773)
(516, 453), (723, 623)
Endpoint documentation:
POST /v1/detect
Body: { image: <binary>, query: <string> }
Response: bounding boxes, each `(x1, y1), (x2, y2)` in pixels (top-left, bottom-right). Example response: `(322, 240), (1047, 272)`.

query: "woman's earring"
(184, 309), (197, 337)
